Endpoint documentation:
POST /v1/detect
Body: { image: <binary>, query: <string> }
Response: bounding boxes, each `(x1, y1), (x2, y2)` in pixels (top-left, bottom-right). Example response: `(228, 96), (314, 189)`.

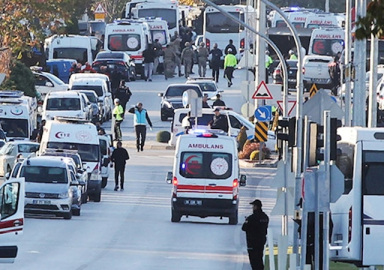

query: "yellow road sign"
(309, 83), (318, 98)
(255, 122), (268, 142)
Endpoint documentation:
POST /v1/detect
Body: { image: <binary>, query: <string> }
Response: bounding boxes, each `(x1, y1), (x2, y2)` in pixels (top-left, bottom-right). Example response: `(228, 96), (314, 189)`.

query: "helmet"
(289, 50), (294, 54)
(265, 50), (270, 55)
(228, 48), (232, 52)
(185, 42), (190, 47)
(114, 98), (120, 103)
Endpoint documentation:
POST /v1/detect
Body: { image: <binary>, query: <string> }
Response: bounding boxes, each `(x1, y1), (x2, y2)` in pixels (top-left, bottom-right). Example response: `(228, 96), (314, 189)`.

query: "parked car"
(74, 90), (101, 123)
(185, 77), (223, 101)
(272, 59), (298, 89)
(158, 84), (203, 121)
(31, 67), (69, 96)
(93, 51), (136, 81)
(302, 55), (333, 90)
(0, 141), (39, 176)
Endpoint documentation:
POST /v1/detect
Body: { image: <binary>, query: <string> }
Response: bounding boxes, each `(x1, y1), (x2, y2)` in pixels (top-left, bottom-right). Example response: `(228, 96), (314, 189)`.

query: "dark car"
(272, 60), (298, 89)
(93, 51), (136, 81)
(158, 84), (203, 121)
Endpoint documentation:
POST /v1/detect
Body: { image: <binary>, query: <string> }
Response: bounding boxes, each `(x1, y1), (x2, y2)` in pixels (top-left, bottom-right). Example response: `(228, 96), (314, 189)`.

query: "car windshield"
(188, 82), (217, 92)
(42, 72), (66, 85)
(1, 119), (28, 138)
(82, 92), (97, 103)
(71, 85), (103, 97)
(311, 39), (344, 56)
(21, 166), (67, 183)
(88, 21), (106, 32)
(206, 12), (245, 33)
(138, 9), (176, 29)
(165, 86), (202, 97)
(53, 48), (88, 65)
(97, 53), (124, 59)
(108, 34), (141, 52)
(0, 143), (14, 156)
(46, 142), (100, 162)
(46, 98), (81, 110)
(18, 144), (39, 153)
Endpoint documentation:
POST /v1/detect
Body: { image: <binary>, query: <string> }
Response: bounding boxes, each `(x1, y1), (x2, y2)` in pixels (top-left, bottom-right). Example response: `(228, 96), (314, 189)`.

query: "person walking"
(197, 42), (209, 77)
(224, 39), (237, 56)
(142, 44), (156, 81)
(115, 80), (132, 113)
(128, 103), (153, 152)
(242, 199), (269, 270)
(212, 94), (226, 107)
(181, 42), (194, 78)
(171, 40), (183, 77)
(328, 55), (341, 96)
(210, 43), (223, 83)
(153, 39), (163, 75)
(111, 141), (129, 191)
(112, 98), (124, 141)
(224, 48), (237, 87)
(163, 44), (176, 80)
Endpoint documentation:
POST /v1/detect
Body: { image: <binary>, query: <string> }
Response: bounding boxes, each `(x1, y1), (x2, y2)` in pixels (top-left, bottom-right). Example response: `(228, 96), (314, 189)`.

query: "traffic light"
(330, 118), (342, 160)
(276, 117), (296, 147)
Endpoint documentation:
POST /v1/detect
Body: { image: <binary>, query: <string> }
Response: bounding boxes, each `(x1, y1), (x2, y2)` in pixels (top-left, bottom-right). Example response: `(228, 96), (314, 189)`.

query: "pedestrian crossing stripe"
(309, 83), (318, 98)
(254, 122), (268, 142)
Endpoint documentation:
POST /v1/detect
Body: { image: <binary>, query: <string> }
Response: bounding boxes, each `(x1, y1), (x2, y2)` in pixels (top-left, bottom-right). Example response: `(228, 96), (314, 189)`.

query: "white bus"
(330, 127), (384, 266)
(44, 35), (99, 65)
(126, 0), (180, 35)
(204, 5), (255, 60)
(308, 28), (344, 57)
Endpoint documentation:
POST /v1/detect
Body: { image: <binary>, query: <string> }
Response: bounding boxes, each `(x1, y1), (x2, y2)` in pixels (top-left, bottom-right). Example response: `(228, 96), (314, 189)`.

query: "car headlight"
(58, 192), (69, 199)
(163, 100), (172, 109)
(89, 168), (99, 181)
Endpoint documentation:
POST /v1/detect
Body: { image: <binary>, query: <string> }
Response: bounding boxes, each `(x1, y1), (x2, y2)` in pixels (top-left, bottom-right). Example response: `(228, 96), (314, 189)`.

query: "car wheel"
(81, 191), (88, 204)
(63, 211), (72, 220)
(93, 191), (101, 202)
(72, 208), (81, 216)
(171, 210), (182, 222)
(229, 211), (238, 225)
(101, 177), (108, 188)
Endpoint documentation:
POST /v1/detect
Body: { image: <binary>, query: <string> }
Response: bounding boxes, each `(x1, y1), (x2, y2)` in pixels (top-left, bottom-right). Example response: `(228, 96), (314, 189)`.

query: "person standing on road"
(142, 44), (156, 82)
(153, 39), (163, 75)
(197, 42), (209, 77)
(128, 103), (153, 152)
(113, 98), (124, 141)
(212, 94), (226, 107)
(289, 49), (298, 60)
(224, 39), (237, 56)
(36, 119), (46, 143)
(224, 48), (237, 87)
(110, 66), (124, 96)
(242, 199), (269, 270)
(111, 141), (129, 191)
(181, 42), (194, 78)
(163, 44), (176, 80)
(115, 80), (132, 113)
(328, 55), (341, 96)
(210, 43), (223, 83)
(265, 50), (274, 83)
(202, 94), (211, 108)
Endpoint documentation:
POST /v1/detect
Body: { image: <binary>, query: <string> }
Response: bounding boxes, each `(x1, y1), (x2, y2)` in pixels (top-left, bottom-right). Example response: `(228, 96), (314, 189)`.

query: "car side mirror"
(240, 174), (246, 187)
(158, 93), (164, 97)
(166, 171), (173, 184)
(218, 90), (224, 93)
(5, 172), (10, 180)
(45, 82), (54, 87)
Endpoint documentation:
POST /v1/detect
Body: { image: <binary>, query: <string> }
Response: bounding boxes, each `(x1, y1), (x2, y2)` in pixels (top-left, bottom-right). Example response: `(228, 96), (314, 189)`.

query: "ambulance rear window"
(180, 152), (232, 179)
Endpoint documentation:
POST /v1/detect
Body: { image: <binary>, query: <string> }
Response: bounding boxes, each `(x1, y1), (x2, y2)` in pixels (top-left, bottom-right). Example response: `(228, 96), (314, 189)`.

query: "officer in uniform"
(242, 199), (269, 270)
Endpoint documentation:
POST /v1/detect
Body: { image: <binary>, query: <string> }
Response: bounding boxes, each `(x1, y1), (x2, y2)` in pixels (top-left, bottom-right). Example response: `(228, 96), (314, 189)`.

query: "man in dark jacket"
(212, 94), (226, 107)
(111, 141), (129, 191)
(210, 43), (223, 82)
(110, 66), (124, 93)
(142, 44), (156, 81)
(209, 108), (228, 132)
(115, 80), (132, 112)
(224, 39), (237, 56)
(242, 199), (269, 270)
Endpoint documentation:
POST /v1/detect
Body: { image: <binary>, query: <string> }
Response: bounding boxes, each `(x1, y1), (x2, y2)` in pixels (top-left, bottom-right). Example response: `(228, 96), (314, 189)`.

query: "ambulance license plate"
(33, 200), (51, 205)
(184, 200), (202, 206)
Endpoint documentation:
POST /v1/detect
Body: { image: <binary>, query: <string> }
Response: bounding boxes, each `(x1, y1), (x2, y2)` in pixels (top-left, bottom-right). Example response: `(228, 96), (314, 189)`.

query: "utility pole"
(325, 0), (330, 13)
(344, 0), (352, 126)
(368, 36), (378, 128)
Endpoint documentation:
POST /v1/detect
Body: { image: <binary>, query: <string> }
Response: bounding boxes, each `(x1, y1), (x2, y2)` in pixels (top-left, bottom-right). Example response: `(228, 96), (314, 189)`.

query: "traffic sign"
(252, 81), (273, 99)
(276, 100), (297, 116)
(309, 83), (318, 98)
(94, 3), (106, 14)
(254, 106), (272, 122)
(241, 102), (255, 118)
(255, 122), (268, 142)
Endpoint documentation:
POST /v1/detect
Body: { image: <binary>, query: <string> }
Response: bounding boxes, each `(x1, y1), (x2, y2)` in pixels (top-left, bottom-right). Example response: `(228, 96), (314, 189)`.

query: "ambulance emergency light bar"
(0, 90), (24, 98)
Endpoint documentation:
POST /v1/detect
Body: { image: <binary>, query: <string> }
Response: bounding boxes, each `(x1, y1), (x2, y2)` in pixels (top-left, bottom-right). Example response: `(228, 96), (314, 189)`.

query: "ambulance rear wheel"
(229, 211), (238, 225)
(171, 210), (181, 222)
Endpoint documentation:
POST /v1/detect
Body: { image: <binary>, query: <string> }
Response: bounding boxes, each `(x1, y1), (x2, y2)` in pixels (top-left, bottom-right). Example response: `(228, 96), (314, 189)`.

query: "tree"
(98, 0), (126, 22)
(355, 0), (384, 40)
(0, 61), (37, 97)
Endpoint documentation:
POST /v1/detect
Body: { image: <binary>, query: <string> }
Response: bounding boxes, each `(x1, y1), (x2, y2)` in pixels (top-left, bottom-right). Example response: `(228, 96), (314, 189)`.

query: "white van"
(308, 27), (345, 57)
(69, 78), (112, 121)
(41, 91), (90, 121)
(69, 73), (112, 94)
(166, 132), (246, 224)
(171, 108), (277, 151)
(39, 117), (102, 202)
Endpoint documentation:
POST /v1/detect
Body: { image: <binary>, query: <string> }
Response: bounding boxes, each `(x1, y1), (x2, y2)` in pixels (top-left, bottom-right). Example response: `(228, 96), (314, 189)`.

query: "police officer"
(112, 98), (124, 141)
(209, 108), (228, 132)
(242, 199), (269, 270)
(128, 103), (153, 152)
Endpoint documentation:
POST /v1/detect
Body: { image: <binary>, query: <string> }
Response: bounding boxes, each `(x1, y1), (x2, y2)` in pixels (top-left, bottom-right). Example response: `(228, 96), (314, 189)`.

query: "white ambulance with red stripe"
(104, 19), (152, 78)
(166, 132), (246, 225)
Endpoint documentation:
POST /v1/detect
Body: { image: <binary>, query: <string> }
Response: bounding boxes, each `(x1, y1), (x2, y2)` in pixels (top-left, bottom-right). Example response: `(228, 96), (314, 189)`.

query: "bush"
(239, 140), (260, 159)
(157, 131), (171, 143)
(236, 126), (248, 152)
(0, 60), (37, 97)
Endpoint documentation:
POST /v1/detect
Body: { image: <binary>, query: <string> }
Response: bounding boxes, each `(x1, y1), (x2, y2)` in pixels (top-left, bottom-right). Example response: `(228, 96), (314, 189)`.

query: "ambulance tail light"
(206, 38), (211, 50)
(232, 179), (239, 200)
(302, 67), (306, 74)
(89, 163), (99, 181)
(348, 207), (352, 243)
(240, 38), (245, 49)
(172, 176), (178, 197)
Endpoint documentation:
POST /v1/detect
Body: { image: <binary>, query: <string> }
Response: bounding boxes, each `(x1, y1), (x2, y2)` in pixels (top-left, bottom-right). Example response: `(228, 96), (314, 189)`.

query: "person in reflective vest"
(113, 98), (124, 141)
(128, 102), (153, 152)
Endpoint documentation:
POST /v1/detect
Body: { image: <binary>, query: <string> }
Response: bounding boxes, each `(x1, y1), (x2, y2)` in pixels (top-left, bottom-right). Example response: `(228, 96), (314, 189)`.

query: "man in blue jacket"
(128, 102), (153, 152)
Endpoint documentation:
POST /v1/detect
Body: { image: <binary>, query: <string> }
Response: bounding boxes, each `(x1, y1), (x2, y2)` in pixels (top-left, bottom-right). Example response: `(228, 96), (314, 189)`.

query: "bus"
(308, 28), (344, 56)
(125, 0), (180, 35)
(330, 127), (384, 266)
(203, 4), (255, 60)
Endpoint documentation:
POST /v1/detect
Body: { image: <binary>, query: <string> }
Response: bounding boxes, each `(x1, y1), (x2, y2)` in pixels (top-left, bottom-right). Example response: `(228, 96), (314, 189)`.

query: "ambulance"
(104, 19), (152, 78)
(39, 117), (102, 202)
(139, 18), (170, 48)
(0, 91), (37, 140)
(166, 132), (247, 225)
(304, 14), (339, 29)
(308, 27), (345, 57)
(288, 11), (313, 28)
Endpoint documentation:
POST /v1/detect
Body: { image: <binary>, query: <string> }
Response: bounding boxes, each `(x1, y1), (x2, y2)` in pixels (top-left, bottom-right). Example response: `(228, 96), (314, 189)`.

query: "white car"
(41, 91), (90, 121)
(302, 55), (333, 90)
(185, 78), (223, 101)
(0, 141), (39, 176)
(32, 69), (69, 96)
